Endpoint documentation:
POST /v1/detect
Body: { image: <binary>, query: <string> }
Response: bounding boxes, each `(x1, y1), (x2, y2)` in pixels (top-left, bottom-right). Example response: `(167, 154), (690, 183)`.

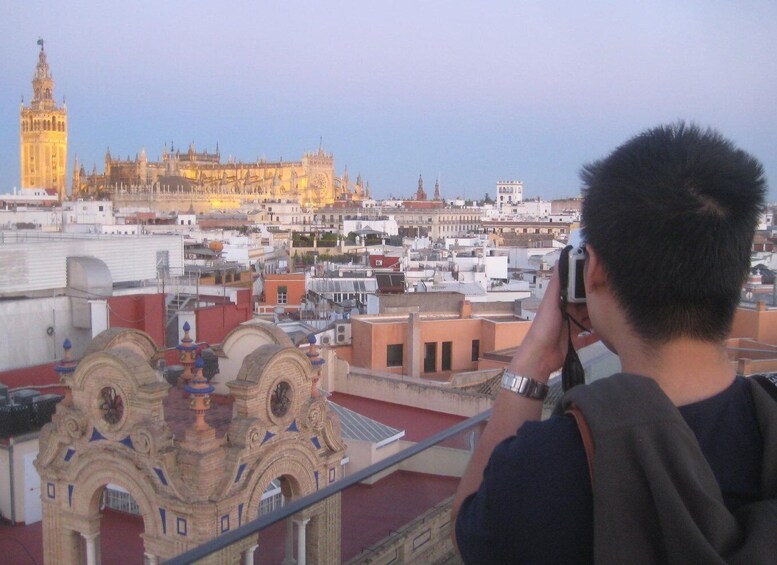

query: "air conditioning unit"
(336, 334), (346, 343)
(321, 336), (331, 345)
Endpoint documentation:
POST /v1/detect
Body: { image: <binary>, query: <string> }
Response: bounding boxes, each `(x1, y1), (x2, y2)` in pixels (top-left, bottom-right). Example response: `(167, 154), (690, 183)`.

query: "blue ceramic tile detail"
(177, 517), (187, 536)
(159, 508), (167, 534)
(262, 431), (275, 444)
(64, 448), (75, 462)
(154, 467), (168, 486)
(234, 463), (247, 483)
(89, 428), (105, 442)
(287, 420), (299, 433)
(119, 435), (134, 449)
(314, 470), (319, 490)
(311, 436), (321, 449)
(68, 484), (74, 507)
(238, 503), (244, 526)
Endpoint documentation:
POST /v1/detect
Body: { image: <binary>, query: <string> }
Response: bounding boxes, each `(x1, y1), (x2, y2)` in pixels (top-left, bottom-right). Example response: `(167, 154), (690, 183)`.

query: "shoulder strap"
(751, 374), (777, 402)
(566, 403), (595, 486)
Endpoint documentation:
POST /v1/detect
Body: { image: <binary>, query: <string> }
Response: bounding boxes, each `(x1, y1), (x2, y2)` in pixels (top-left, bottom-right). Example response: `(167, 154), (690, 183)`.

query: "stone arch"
(71, 347), (160, 392)
(230, 345), (312, 427)
(68, 454), (163, 536)
(83, 327), (159, 362)
(236, 343), (309, 384)
(244, 442), (321, 516)
(213, 321), (294, 394)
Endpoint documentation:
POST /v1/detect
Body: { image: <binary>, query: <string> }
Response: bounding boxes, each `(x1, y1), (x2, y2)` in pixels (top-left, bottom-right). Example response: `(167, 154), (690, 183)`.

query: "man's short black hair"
(581, 122), (767, 343)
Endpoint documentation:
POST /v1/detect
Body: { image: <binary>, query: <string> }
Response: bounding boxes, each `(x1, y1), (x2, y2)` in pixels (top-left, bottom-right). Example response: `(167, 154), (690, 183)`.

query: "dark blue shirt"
(455, 376), (763, 564)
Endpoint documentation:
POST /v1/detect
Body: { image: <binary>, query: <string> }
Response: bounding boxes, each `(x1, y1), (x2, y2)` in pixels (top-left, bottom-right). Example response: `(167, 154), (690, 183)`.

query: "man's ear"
(584, 246), (608, 291)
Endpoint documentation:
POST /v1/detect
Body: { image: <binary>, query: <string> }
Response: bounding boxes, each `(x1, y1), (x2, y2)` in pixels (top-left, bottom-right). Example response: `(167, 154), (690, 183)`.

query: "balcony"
(163, 410), (489, 564)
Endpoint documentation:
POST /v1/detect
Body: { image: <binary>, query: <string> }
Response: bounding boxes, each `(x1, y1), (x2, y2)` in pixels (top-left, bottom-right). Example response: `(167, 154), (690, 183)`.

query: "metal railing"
(164, 408), (491, 564)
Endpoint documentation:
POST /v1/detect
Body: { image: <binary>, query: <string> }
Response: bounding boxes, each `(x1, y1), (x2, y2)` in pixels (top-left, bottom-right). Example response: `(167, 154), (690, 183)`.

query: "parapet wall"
(344, 496), (457, 565)
(336, 367), (492, 418)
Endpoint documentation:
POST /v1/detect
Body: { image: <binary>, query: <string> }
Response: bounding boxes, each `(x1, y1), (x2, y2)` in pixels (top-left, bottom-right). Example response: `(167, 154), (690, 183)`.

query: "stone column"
(243, 544), (258, 565)
(82, 531), (99, 565)
(144, 553), (158, 565)
(407, 312), (422, 377)
(294, 518), (310, 565)
(282, 517), (296, 565)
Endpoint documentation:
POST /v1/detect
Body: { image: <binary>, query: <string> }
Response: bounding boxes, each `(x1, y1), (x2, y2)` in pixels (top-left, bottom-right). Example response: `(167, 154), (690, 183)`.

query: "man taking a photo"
(452, 123), (777, 563)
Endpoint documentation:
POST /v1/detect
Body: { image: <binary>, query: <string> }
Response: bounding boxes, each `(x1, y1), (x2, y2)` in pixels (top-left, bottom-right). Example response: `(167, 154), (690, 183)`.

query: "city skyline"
(2, 2), (777, 201)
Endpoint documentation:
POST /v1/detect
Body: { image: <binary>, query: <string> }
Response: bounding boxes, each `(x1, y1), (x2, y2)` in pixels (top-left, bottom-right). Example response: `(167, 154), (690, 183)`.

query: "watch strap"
(501, 370), (549, 400)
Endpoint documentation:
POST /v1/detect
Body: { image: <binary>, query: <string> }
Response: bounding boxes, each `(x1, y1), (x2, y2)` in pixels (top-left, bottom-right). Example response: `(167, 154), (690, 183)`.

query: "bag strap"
(751, 373), (777, 402)
(566, 403), (595, 486)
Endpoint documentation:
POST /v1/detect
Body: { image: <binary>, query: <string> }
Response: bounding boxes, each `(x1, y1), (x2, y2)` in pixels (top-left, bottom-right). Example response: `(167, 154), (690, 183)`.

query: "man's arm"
(450, 270), (596, 551)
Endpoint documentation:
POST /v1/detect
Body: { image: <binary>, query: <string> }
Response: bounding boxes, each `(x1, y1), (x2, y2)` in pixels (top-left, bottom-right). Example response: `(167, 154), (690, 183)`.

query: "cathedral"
(19, 41), (368, 210)
(72, 143), (369, 211)
(20, 40), (68, 201)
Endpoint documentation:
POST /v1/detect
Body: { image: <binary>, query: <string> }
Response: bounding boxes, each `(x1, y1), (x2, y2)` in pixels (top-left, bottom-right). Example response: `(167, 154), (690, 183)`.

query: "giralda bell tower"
(20, 39), (68, 200)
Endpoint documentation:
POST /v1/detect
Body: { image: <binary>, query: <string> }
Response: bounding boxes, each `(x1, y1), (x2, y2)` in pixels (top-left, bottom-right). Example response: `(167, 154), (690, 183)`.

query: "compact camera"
(560, 244), (587, 304)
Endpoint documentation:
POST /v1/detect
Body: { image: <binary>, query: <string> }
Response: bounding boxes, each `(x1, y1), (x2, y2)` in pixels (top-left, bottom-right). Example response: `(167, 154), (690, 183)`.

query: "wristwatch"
(501, 370), (549, 400)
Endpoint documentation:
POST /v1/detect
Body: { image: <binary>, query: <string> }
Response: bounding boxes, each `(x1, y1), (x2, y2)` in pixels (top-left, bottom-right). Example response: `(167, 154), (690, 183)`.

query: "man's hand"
(510, 267), (597, 380)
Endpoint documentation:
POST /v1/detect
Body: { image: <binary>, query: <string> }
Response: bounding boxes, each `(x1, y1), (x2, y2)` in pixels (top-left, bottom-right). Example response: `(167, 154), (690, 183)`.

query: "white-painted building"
(177, 213), (197, 226)
(342, 217), (399, 237)
(100, 224), (143, 236)
(64, 200), (116, 226)
(496, 180), (523, 213)
(0, 232), (184, 369)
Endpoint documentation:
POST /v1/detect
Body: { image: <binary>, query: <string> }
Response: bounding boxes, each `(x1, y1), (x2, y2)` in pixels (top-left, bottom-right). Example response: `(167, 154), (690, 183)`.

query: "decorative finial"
(37, 38), (44, 51)
(177, 322), (197, 386)
(55, 337), (77, 405)
(304, 334), (325, 398)
(185, 356), (215, 433)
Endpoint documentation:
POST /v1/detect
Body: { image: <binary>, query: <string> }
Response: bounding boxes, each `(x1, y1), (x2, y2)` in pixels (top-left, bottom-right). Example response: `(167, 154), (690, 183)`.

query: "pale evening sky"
(1, 1), (776, 201)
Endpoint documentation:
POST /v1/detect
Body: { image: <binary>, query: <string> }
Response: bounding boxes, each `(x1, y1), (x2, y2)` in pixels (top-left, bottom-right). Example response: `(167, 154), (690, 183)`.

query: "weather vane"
(37, 38), (44, 50)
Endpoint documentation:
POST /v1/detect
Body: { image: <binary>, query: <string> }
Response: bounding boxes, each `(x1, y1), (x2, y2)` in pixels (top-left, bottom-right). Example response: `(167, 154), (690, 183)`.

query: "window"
(387, 344), (403, 367)
(442, 341), (452, 371)
(471, 339), (480, 362)
(277, 285), (288, 304)
(103, 487), (140, 515)
(424, 342), (437, 373)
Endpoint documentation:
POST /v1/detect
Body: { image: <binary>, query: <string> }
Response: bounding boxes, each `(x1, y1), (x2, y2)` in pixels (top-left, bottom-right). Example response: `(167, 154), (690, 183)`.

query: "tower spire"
(32, 38), (55, 109)
(21, 39), (68, 200)
(416, 174), (427, 201)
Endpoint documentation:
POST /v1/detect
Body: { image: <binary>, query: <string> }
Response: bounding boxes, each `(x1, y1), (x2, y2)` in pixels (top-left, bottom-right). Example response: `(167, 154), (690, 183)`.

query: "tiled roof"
(328, 401), (404, 446)
(328, 392), (465, 443)
(163, 387), (233, 438)
(308, 278), (378, 293)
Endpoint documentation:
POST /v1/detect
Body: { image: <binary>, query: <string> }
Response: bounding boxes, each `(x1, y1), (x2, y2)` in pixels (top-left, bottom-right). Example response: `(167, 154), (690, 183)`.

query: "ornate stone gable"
(37, 327), (346, 564)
